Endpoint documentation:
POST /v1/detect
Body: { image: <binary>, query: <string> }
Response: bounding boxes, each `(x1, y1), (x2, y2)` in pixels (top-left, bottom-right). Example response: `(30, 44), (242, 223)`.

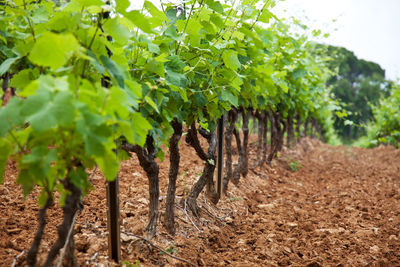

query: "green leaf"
(20, 75), (69, 97)
(147, 42), (160, 54)
(220, 90), (238, 107)
(187, 19), (203, 47)
(205, 0), (225, 14)
(165, 25), (178, 40)
(103, 18), (131, 45)
(258, 9), (272, 23)
(210, 13), (225, 28)
(70, 167), (90, 194)
(105, 86), (132, 119)
(0, 57), (19, 76)
(52, 91), (75, 127)
(17, 169), (35, 196)
(0, 97), (24, 136)
(19, 147), (58, 195)
(95, 150), (119, 181)
(145, 59), (165, 77)
(194, 93), (207, 107)
(145, 96), (160, 113)
(28, 32), (80, 71)
(38, 189), (50, 207)
(222, 50), (241, 70)
(87, 49), (105, 74)
(166, 55), (186, 72)
(13, 39), (35, 58)
(131, 112), (152, 146)
(0, 140), (11, 184)
(76, 107), (111, 156)
(115, 0), (130, 13)
(166, 70), (187, 88)
(125, 10), (153, 33)
(292, 68), (306, 80)
(100, 55), (125, 88)
(118, 120), (135, 144)
(10, 69), (40, 89)
(144, 1), (166, 26)
(125, 80), (142, 98)
(22, 90), (75, 132)
(76, 0), (104, 6)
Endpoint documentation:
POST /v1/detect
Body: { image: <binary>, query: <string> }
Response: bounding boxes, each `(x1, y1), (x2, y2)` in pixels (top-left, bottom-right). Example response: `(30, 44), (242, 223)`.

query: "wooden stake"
(217, 114), (225, 197)
(106, 176), (121, 263)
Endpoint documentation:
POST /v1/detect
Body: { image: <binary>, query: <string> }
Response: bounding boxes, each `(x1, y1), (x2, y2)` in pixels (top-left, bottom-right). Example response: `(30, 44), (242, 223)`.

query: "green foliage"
(122, 260), (141, 267)
(314, 44), (392, 141)
(363, 83), (400, 148)
(0, 0), (151, 205)
(0, 0), (338, 209)
(160, 243), (178, 255)
(289, 160), (302, 172)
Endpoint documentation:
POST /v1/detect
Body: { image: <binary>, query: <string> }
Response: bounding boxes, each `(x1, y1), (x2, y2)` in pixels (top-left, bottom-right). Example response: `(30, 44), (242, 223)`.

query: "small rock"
(224, 217), (233, 224)
(370, 245), (380, 254)
(283, 246), (292, 253)
(303, 223), (314, 232)
(306, 262), (321, 267)
(121, 233), (138, 242)
(316, 227), (345, 234)
(137, 198), (149, 205)
(355, 229), (373, 238)
(257, 203), (275, 209)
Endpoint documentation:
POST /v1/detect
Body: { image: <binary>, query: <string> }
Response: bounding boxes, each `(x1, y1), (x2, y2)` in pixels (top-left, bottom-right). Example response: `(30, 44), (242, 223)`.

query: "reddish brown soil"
(1, 137), (400, 266)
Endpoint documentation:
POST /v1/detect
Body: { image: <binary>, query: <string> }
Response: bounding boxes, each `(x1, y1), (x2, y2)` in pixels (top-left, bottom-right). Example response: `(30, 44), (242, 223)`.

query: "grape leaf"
(29, 32), (79, 71)
(222, 50), (241, 70)
(125, 10), (153, 33)
(0, 140), (11, 184)
(0, 57), (19, 76)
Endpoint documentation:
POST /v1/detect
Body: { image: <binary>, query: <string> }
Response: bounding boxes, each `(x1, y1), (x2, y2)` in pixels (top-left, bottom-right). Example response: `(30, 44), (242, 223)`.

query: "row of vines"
(0, 0), (337, 265)
(361, 83), (400, 148)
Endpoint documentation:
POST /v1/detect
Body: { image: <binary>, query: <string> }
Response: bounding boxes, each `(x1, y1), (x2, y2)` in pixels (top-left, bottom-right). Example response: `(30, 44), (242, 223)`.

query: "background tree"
(314, 44), (392, 142)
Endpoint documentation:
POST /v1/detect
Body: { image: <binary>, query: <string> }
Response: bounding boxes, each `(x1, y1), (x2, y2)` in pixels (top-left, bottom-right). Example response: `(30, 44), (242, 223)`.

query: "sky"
(272, 0), (400, 81)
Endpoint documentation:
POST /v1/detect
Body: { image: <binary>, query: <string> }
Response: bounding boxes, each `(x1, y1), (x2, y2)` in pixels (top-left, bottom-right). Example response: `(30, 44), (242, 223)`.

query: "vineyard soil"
(1, 137), (400, 266)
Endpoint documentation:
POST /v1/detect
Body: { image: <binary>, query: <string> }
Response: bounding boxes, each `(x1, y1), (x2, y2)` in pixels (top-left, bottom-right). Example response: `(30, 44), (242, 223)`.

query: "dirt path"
(1, 138), (400, 266)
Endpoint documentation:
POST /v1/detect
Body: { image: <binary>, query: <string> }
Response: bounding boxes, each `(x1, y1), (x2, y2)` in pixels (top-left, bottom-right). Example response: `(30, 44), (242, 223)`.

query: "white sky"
(272, 0), (400, 81)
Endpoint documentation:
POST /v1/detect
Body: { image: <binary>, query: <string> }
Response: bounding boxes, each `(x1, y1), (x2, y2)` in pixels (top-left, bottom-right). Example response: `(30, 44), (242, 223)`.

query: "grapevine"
(0, 0), (337, 264)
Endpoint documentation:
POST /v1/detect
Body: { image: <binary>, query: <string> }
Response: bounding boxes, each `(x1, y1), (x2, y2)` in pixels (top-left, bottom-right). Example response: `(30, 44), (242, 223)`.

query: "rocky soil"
(1, 137), (400, 266)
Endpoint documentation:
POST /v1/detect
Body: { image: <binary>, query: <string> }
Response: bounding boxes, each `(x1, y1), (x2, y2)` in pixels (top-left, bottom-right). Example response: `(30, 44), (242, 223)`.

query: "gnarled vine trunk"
(137, 137), (159, 238)
(267, 111), (279, 163)
(261, 110), (269, 165)
(232, 127), (242, 184)
(278, 115), (286, 152)
(241, 109), (250, 178)
(222, 109), (237, 194)
(255, 110), (268, 167)
(286, 116), (294, 148)
(27, 196), (53, 267)
(295, 114), (302, 142)
(255, 110), (263, 164)
(122, 137), (159, 238)
(185, 123), (218, 216)
(44, 177), (81, 267)
(232, 108), (250, 184)
(164, 120), (182, 235)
